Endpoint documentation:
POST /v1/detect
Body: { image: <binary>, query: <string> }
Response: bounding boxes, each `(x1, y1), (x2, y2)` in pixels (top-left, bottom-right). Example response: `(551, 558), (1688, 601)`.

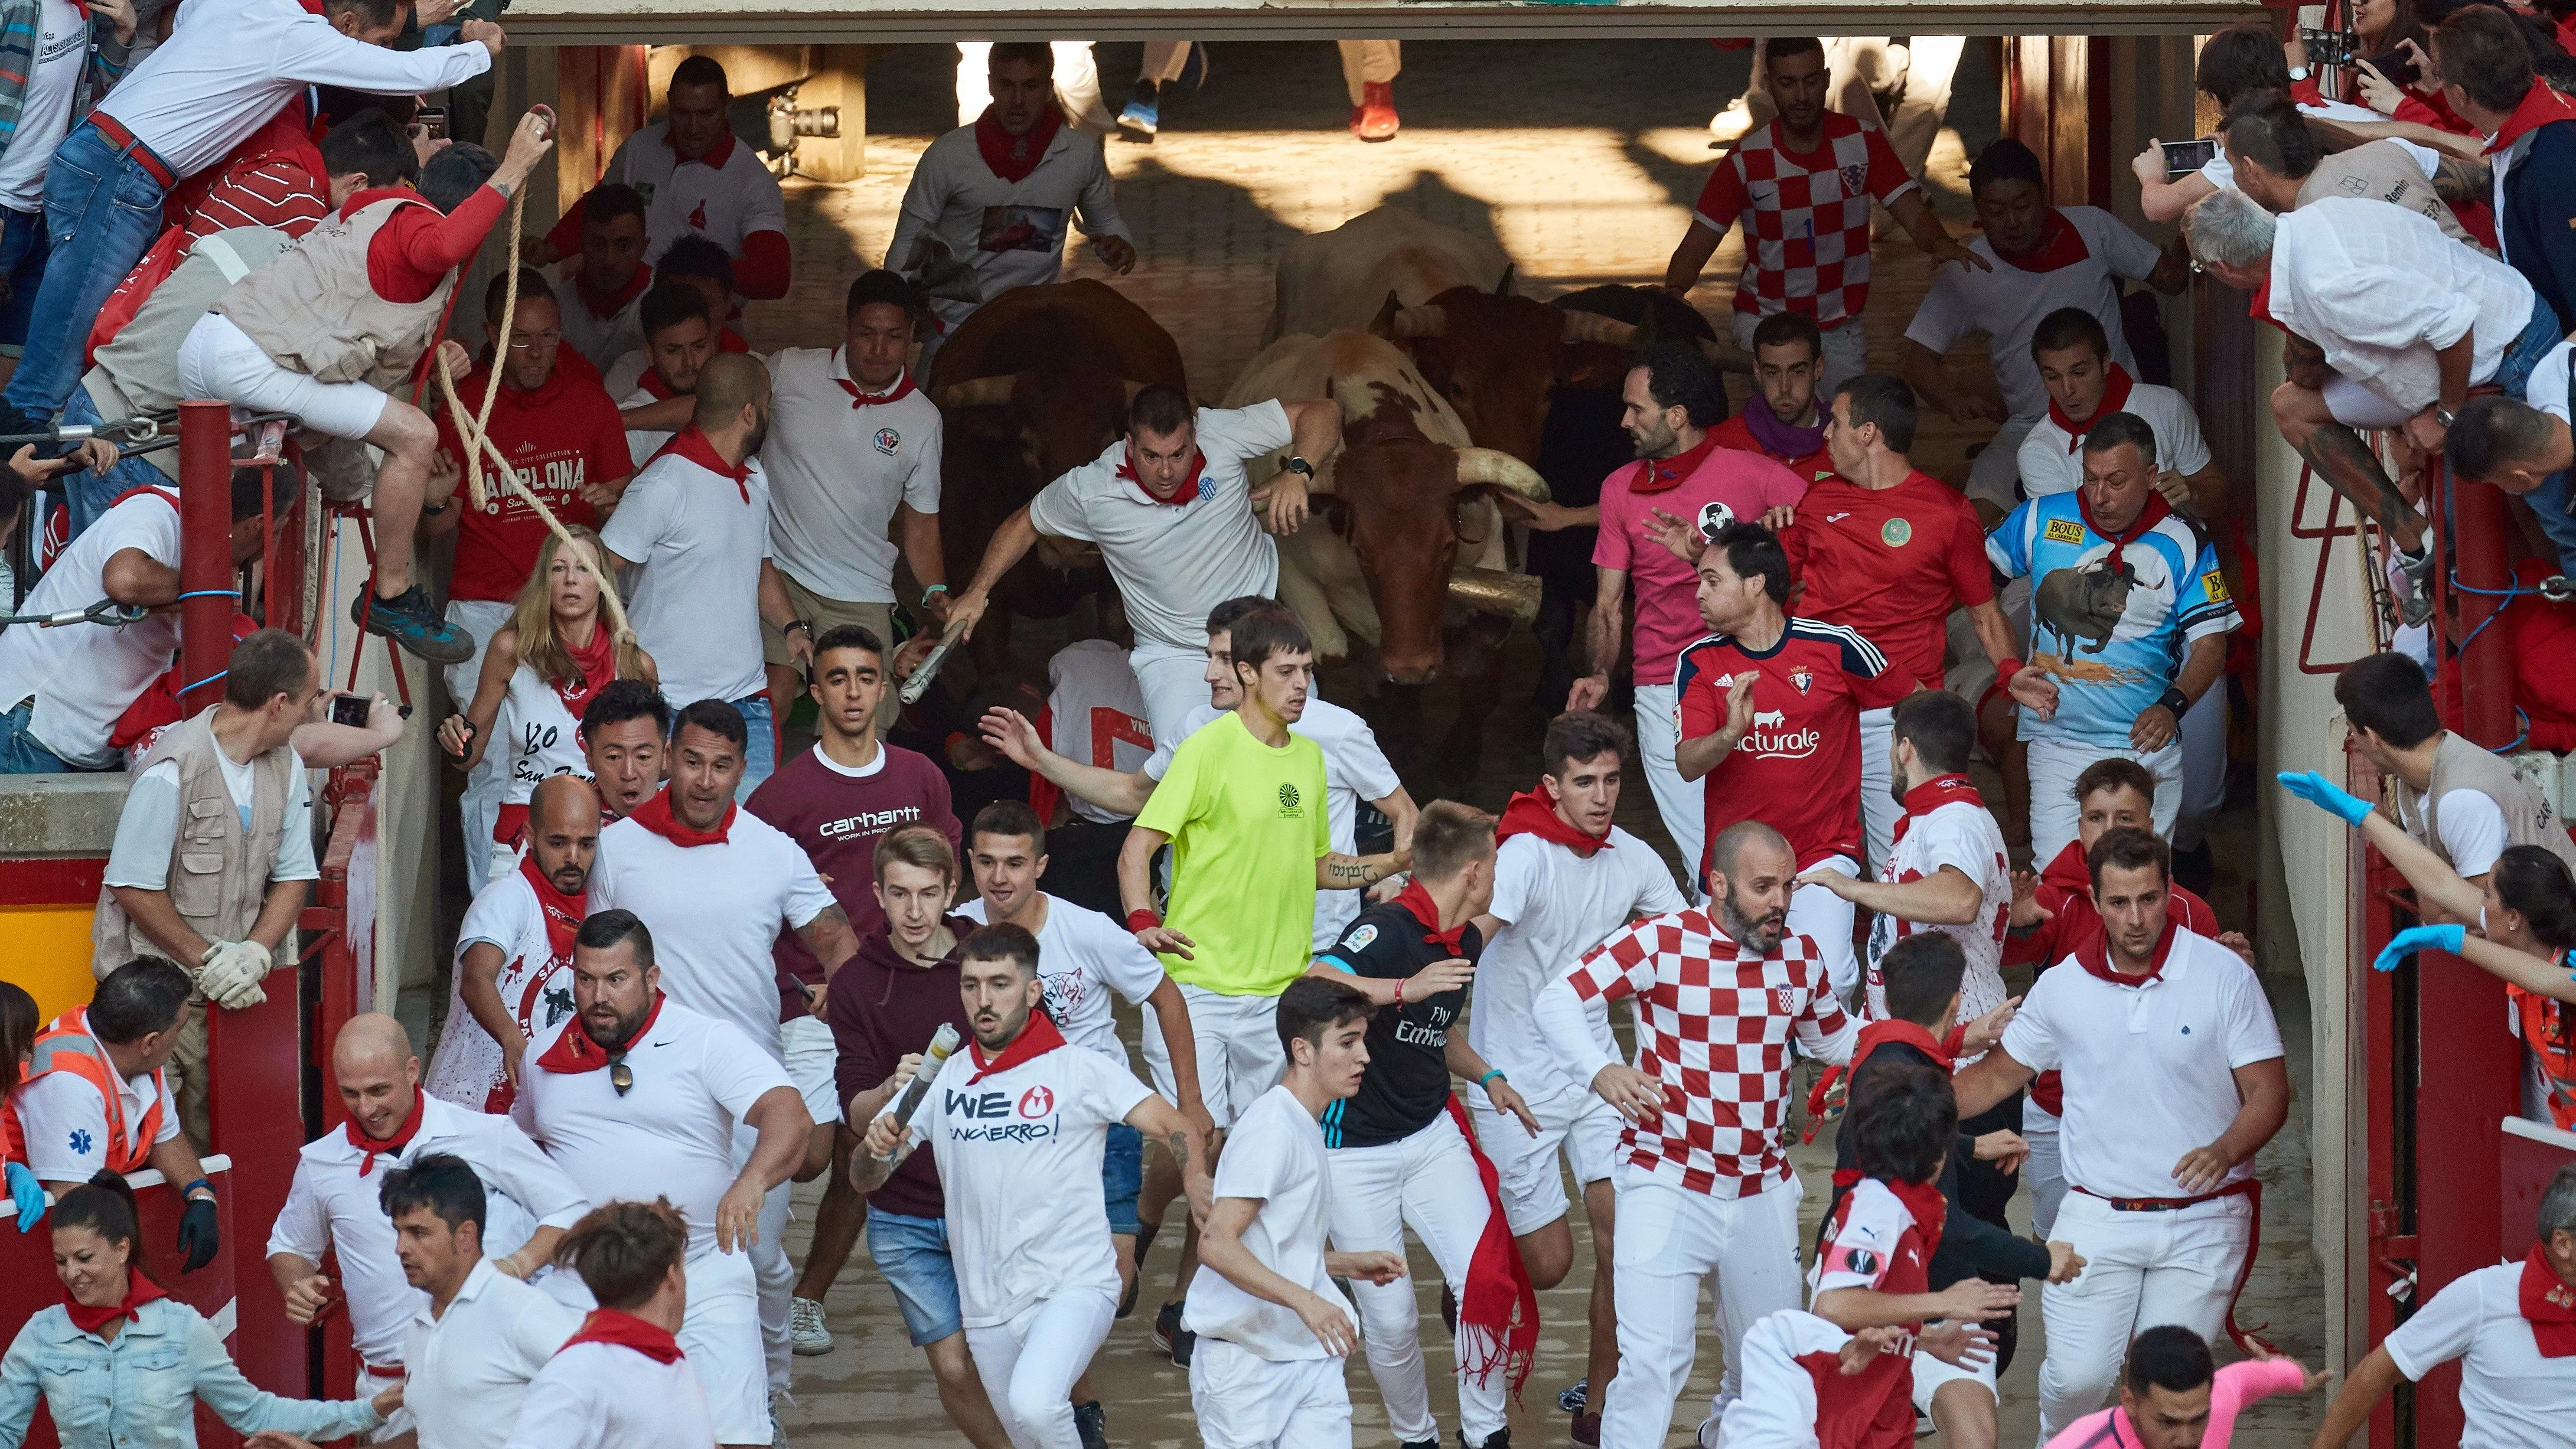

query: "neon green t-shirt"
(1134, 710), (1332, 996)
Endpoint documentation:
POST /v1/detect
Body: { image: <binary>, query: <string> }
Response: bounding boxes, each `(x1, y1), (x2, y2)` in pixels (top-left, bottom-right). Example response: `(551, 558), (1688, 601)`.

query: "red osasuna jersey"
(1781, 472), (1994, 690)
(1675, 616), (1914, 880)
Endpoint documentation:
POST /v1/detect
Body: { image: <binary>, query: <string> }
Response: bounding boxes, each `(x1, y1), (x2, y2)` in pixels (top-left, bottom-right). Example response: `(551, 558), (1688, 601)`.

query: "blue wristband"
(1478, 1069), (1505, 1088)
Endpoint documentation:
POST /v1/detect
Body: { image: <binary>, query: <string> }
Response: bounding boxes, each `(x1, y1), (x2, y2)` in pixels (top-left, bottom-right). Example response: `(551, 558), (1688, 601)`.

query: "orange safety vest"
(19, 1009), (167, 1174)
(2515, 974), (2576, 1133)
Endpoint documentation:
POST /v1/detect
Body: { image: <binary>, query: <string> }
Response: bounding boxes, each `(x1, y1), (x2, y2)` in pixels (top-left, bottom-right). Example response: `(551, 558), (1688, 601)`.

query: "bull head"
(1332, 436), (1550, 684)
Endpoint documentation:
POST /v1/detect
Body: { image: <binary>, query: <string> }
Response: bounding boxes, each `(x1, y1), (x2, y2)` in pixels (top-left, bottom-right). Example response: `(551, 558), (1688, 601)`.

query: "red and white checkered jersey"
(1693, 113), (1920, 326)
(1566, 908), (1856, 1198)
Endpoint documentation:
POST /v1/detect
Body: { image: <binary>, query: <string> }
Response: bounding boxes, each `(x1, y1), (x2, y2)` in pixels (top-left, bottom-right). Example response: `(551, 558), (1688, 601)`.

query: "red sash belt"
(89, 115), (177, 190)
(2073, 1177), (2272, 1353)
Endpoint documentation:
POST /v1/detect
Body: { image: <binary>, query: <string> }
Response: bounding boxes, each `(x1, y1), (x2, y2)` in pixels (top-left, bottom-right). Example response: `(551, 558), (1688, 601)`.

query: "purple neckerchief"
(1742, 399), (1826, 462)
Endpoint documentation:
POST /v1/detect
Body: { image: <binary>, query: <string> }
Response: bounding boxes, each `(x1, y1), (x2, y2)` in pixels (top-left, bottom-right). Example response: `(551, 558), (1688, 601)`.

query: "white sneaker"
(788, 1297), (832, 1356)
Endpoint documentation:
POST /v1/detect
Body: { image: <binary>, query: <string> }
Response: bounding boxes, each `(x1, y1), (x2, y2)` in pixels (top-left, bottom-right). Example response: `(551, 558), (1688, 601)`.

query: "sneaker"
(788, 1296), (832, 1356)
(1073, 1400), (1108, 1449)
(1571, 1413), (1600, 1447)
(1466, 1431), (1509, 1449)
(1352, 80), (1399, 141)
(1151, 1301), (1195, 1367)
(1693, 1417), (1719, 1449)
(1558, 1380), (1588, 1414)
(354, 583), (472, 664)
(1400, 1440), (1439, 1449)
(1913, 1407), (1936, 1438)
(2396, 548), (2435, 627)
(1118, 92), (1159, 141)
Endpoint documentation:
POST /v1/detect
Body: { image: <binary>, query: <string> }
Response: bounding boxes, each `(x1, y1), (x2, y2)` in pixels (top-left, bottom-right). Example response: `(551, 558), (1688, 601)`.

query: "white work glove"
(196, 941), (271, 1010)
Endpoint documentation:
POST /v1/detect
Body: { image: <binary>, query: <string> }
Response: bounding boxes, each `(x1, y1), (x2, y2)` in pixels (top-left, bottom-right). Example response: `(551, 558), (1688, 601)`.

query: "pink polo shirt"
(1593, 436), (1808, 687)
(2042, 1357), (2311, 1449)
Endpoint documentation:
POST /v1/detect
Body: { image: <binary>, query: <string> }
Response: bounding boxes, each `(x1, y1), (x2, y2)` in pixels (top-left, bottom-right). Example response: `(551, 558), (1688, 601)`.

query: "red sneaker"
(1351, 80), (1399, 141)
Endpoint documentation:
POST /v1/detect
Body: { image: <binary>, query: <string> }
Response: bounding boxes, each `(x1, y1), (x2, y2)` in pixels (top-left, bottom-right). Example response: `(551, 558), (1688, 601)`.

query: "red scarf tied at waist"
(562, 1307), (684, 1364)
(1390, 879), (1470, 954)
(974, 103), (1062, 184)
(1440, 1095), (1540, 1395)
(345, 1085), (426, 1177)
(2048, 363), (2135, 452)
(535, 993), (666, 1074)
(1116, 448), (1208, 506)
(2523, 1244), (2576, 1356)
(550, 622), (617, 721)
(966, 1011), (1068, 1084)
(64, 1273), (168, 1335)
(520, 851), (587, 962)
(2077, 487), (2172, 580)
(628, 786), (735, 848)
(1495, 786), (1612, 859)
(1892, 774), (1985, 847)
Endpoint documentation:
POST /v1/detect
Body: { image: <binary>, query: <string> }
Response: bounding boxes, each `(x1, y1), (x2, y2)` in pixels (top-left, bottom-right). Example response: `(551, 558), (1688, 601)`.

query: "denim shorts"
(865, 1207), (964, 1346)
(1103, 1121), (1143, 1236)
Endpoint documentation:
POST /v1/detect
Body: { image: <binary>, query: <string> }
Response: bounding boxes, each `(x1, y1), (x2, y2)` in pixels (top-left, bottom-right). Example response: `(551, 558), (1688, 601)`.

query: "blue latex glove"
(2374, 923), (2466, 973)
(2278, 770), (2375, 827)
(5, 1161), (44, 1232)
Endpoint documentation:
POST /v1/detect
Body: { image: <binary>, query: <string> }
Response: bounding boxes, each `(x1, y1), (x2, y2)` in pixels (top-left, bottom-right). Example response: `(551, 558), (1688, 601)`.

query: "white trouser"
(681, 1248), (771, 1444)
(2026, 733), (2183, 865)
(361, 1365), (413, 1441)
(1144, 982), (1283, 1129)
(177, 312), (392, 440)
(1708, 1310), (1840, 1449)
(965, 1291), (1118, 1449)
(1325, 1112), (1507, 1447)
(1337, 40), (1399, 104)
(1964, 413), (2040, 514)
(1632, 682), (1706, 902)
(1191, 1339), (1353, 1449)
(736, 1118), (794, 1396)
(2323, 375), (2415, 430)
(1731, 310), (1869, 402)
(1858, 707), (1898, 876)
(1788, 854), (1859, 1007)
(2173, 685), (2229, 851)
(2037, 1190), (2252, 1438)
(1909, 1317), (1998, 1409)
(955, 42), (1114, 132)
(1130, 640), (1214, 758)
(443, 597), (516, 894)
(1139, 41), (1195, 84)
(1471, 1079), (1622, 1236)
(1600, 1166), (1807, 1448)
(2023, 1099), (2067, 1238)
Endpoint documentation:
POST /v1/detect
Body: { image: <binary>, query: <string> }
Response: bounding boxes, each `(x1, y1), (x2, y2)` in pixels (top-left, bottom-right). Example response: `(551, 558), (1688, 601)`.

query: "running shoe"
(1467, 1431), (1509, 1449)
(354, 583), (472, 664)
(1558, 1379), (1588, 1414)
(1074, 1401), (1108, 1449)
(788, 1296), (832, 1356)
(1151, 1300), (1195, 1366)
(1119, 92), (1159, 141)
(1352, 81), (1399, 141)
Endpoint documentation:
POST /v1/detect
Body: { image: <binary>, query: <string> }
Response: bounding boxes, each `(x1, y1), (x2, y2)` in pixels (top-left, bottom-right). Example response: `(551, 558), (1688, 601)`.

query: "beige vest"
(91, 707), (294, 977)
(213, 197), (459, 389)
(2386, 731), (2576, 874)
(2298, 142), (2485, 253)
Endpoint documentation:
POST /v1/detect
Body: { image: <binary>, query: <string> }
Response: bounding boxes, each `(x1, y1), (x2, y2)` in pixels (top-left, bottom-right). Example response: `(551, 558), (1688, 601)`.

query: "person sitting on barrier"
(9, 958), (217, 1272)
(92, 629), (321, 1146)
(176, 110), (556, 665)
(2, 981), (43, 1233)
(0, 1172), (397, 1449)
(2439, 384), (2576, 579)
(0, 458), (285, 777)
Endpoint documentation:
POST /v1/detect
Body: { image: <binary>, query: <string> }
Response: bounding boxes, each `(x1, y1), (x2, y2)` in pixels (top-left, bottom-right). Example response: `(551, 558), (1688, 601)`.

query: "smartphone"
(330, 694), (371, 729)
(2161, 138), (2219, 180)
(417, 106), (448, 141)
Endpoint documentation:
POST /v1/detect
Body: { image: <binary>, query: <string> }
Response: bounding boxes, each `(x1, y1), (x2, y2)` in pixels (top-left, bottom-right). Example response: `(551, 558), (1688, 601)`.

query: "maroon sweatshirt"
(827, 915), (977, 1220)
(748, 740), (961, 1020)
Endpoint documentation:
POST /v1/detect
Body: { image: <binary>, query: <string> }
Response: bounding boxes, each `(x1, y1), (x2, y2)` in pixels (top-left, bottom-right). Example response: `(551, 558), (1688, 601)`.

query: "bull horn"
(1696, 337), (1757, 374)
(1455, 447), (1550, 501)
(1559, 311), (1639, 347)
(1385, 305), (1449, 339)
(1447, 566), (1541, 622)
(936, 375), (1015, 409)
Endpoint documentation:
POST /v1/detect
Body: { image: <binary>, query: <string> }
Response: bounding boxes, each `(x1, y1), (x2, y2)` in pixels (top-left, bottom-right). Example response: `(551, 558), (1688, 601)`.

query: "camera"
(2300, 26), (2362, 70)
(329, 694), (371, 729)
(2161, 138), (2219, 180)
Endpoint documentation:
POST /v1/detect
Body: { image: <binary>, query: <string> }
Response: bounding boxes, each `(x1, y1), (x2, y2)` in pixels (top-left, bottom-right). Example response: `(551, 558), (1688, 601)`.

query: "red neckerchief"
(344, 1086), (426, 1177)
(2520, 1244), (2576, 1356)
(64, 1273), (168, 1335)
(575, 262), (651, 321)
(1885, 1175), (1949, 1255)
(973, 103), (1062, 184)
(536, 992), (665, 1075)
(1440, 1095), (1540, 1396)
(1495, 786), (1612, 859)
(1390, 879), (1470, 954)
(719, 328), (751, 354)
(663, 126), (737, 171)
(1630, 433), (1719, 496)
(295, 0), (324, 12)
(2049, 364), (2135, 451)
(2076, 916), (2179, 987)
(549, 623), (617, 721)
(1994, 209), (2092, 274)
(2487, 82), (2576, 155)
(835, 354), (917, 407)
(649, 426), (752, 504)
(2246, 275), (2284, 335)
(562, 1307), (684, 1364)
(966, 1011), (1069, 1084)
(1892, 774), (1985, 847)
(1116, 446), (1208, 506)
(636, 367), (678, 402)
(627, 786), (735, 847)
(518, 851), (586, 962)
(1855, 1018), (1954, 1073)
(2076, 487), (2172, 579)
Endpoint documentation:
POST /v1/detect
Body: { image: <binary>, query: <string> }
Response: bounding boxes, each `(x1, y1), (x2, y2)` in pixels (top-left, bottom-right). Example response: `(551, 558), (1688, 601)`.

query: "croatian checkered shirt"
(1692, 112), (1919, 326)
(1567, 908), (1854, 1197)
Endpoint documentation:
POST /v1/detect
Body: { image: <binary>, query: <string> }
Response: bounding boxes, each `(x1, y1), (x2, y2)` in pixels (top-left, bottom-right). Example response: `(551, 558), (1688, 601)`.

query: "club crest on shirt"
(1789, 664), (1813, 694)
(1278, 783), (1303, 815)
(1773, 987), (1799, 1015)
(1018, 1085), (1055, 1118)
(1838, 163), (1868, 195)
(874, 427), (901, 456)
(1696, 500), (1736, 541)
(1880, 518), (1912, 547)
(1343, 924), (1380, 952)
(686, 200), (708, 231)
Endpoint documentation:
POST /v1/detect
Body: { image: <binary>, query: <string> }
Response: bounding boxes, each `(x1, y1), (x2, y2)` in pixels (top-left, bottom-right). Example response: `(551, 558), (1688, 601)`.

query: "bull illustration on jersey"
(2034, 554), (2134, 655)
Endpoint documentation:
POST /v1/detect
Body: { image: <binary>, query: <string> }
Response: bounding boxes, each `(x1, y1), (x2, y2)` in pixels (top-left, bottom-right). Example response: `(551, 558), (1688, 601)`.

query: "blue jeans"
(0, 206), (50, 351)
(2525, 471), (2576, 577)
(733, 693), (775, 799)
(2495, 298), (2565, 402)
(60, 386), (174, 539)
(4, 122), (171, 422)
(864, 1208), (964, 1346)
(0, 700), (83, 774)
(1103, 1121), (1143, 1235)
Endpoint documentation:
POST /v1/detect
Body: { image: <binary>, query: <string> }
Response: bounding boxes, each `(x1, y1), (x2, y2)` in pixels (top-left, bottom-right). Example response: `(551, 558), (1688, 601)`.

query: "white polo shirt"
(13, 1019), (180, 1183)
(0, 488), (182, 768)
(1025, 402), (1293, 653)
(614, 376), (672, 469)
(1863, 797), (2012, 1031)
(554, 274), (649, 376)
(598, 435), (772, 707)
(2270, 198), (2539, 415)
(402, 1258), (583, 1449)
(515, 999), (793, 1260)
(588, 811), (837, 1058)
(1473, 827), (1684, 1103)
(500, 1341), (714, 1449)
(757, 350), (943, 605)
(1045, 639), (1153, 826)
(2016, 380), (2215, 498)
(2385, 1259), (2576, 1449)
(2000, 927), (2284, 1200)
(1901, 205), (2164, 423)
(1144, 694), (1400, 949)
(599, 123), (788, 273)
(266, 1094), (589, 1368)
(1182, 1082), (1349, 1360)
(885, 120), (1132, 335)
(957, 894), (1168, 1065)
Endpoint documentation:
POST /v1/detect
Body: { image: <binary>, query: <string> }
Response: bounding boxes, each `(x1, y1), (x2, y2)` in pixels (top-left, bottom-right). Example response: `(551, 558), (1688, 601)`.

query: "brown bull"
(1374, 286), (1642, 464)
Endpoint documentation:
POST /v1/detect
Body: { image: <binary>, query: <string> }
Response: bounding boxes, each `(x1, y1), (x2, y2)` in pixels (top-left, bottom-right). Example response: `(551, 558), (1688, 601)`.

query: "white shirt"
(599, 123), (788, 273)
(97, 0), (489, 180)
(598, 444), (772, 707)
(1045, 639), (1153, 825)
(0, 488), (181, 768)
(516, 999), (793, 1259)
(1474, 827), (1684, 1102)
(0, 0), (89, 208)
(1182, 1083), (1349, 1360)
(2416, 789), (2511, 878)
(2531, 340), (2572, 425)
(103, 748), (319, 889)
(265, 1094), (588, 1367)
(13, 1018), (179, 1182)
(917, 1038), (1150, 1326)
(2270, 198), (2538, 415)
(1145, 694), (1400, 948)
(885, 122), (1131, 333)
(1025, 402), (1294, 652)
(2016, 380), (2213, 498)
(2202, 97), (2441, 192)
(614, 374), (671, 469)
(1863, 798), (2011, 1030)
(2384, 1260), (2576, 1449)
(757, 350), (943, 605)
(428, 869), (580, 1109)
(553, 276), (646, 376)
(500, 1341), (714, 1449)
(957, 894), (1168, 1065)
(400, 1259), (582, 1449)
(2000, 928), (2284, 1199)
(1902, 205), (2164, 422)
(588, 811), (836, 1057)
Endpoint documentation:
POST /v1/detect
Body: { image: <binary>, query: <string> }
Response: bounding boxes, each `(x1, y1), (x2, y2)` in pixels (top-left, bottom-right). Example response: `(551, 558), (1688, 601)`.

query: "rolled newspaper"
(873, 1021), (963, 1165)
(899, 632), (964, 705)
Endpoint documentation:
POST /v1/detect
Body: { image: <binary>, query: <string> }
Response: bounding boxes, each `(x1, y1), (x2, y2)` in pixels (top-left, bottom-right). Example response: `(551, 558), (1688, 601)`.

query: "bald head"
(527, 773), (602, 895)
(1706, 819), (1796, 952)
(533, 774), (599, 832)
(334, 1013), (422, 1141)
(1708, 820), (1792, 884)
(335, 1012), (413, 1073)
(692, 353), (771, 433)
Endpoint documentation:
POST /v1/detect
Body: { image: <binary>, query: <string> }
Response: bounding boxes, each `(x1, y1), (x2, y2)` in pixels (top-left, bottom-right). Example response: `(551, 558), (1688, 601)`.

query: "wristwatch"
(2158, 685), (2190, 715)
(782, 619), (811, 637)
(1284, 456), (1316, 480)
(2432, 404), (2459, 430)
(2287, 63), (2312, 81)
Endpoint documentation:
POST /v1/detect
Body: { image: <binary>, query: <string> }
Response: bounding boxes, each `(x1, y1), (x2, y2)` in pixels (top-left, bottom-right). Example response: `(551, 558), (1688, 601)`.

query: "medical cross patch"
(68, 1128), (93, 1155)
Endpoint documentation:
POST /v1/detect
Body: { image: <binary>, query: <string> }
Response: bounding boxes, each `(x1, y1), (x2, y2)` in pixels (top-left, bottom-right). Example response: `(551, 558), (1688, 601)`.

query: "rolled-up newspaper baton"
(899, 631), (965, 705)
(872, 1022), (962, 1165)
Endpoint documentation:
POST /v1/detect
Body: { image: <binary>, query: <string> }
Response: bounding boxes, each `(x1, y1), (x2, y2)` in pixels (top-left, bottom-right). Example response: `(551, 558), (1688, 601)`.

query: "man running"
(501, 1200), (717, 1449)
(1534, 819), (1857, 1444)
(429, 775), (599, 1114)
(580, 680), (669, 825)
(382, 1153), (586, 1449)
(1710, 312), (1836, 484)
